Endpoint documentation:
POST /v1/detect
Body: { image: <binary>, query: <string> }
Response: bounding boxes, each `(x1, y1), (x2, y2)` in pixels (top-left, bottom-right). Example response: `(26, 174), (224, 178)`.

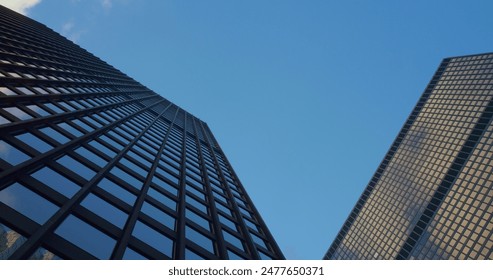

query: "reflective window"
(250, 233), (268, 250)
(119, 158), (147, 178)
(218, 214), (237, 231)
(122, 247), (147, 260)
(0, 140), (30, 165)
(0, 224), (26, 260)
(141, 202), (175, 230)
(57, 155), (96, 180)
(227, 250), (244, 260)
(243, 218), (259, 232)
(223, 230), (244, 251)
(31, 167), (80, 197)
(151, 175), (178, 196)
(75, 147), (107, 167)
(55, 215), (116, 259)
(88, 140), (116, 158)
(3, 107), (31, 120)
(0, 183), (58, 224)
(147, 188), (177, 211)
(259, 251), (273, 260)
(186, 226), (214, 254)
(185, 208), (209, 230)
(110, 167), (143, 190)
(215, 202), (232, 216)
(58, 122), (83, 137)
(132, 221), (173, 257)
(72, 119), (94, 133)
(15, 132), (53, 153)
(185, 248), (204, 260)
(26, 105), (49, 116)
(81, 194), (128, 228)
(186, 195), (207, 214)
(0, 115), (10, 125)
(98, 178), (136, 206)
(29, 247), (62, 260)
(40, 127), (70, 144)
(186, 184), (205, 200)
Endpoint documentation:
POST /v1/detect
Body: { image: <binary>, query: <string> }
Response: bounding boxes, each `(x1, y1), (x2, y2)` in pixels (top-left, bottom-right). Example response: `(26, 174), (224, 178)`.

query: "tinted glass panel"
(31, 167), (80, 197)
(132, 221), (173, 257)
(15, 133), (53, 153)
(40, 127), (70, 144)
(122, 247), (147, 260)
(55, 215), (116, 259)
(186, 226), (214, 254)
(0, 183), (58, 224)
(57, 155), (96, 180)
(148, 188), (177, 211)
(0, 140), (30, 165)
(0, 224), (26, 260)
(185, 248), (204, 260)
(98, 178), (136, 206)
(81, 194), (127, 228)
(141, 202), (175, 230)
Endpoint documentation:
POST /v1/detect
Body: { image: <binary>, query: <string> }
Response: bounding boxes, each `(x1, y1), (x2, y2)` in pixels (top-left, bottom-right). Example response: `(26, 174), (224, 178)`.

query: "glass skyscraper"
(325, 52), (493, 260)
(0, 5), (283, 260)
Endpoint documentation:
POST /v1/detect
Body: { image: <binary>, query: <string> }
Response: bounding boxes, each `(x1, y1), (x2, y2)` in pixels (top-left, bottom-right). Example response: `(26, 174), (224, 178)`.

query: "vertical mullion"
(6, 100), (168, 259)
(190, 117), (228, 259)
(111, 104), (177, 259)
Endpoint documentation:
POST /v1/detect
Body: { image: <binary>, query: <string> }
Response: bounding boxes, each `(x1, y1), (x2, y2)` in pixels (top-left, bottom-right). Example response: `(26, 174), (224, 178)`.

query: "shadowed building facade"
(325, 52), (493, 260)
(0, 5), (283, 260)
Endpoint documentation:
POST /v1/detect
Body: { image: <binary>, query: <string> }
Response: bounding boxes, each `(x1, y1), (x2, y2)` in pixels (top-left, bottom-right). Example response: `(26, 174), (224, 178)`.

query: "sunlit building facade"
(0, 5), (283, 260)
(325, 52), (493, 260)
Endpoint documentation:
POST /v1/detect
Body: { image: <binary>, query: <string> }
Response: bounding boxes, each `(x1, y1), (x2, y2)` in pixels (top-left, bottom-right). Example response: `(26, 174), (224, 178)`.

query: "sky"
(3, 0), (493, 259)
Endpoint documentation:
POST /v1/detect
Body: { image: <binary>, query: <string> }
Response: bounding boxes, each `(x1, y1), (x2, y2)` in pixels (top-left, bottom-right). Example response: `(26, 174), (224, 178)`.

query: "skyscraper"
(0, 5), (283, 260)
(325, 52), (493, 260)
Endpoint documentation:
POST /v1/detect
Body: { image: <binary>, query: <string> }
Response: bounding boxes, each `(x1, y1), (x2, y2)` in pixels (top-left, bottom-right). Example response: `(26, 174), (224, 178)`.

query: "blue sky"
(5, 0), (493, 259)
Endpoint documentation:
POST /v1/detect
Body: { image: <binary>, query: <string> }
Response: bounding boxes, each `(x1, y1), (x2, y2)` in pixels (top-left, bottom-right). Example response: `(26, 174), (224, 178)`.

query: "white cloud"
(0, 0), (41, 15)
(101, 0), (112, 9)
(62, 21), (74, 34)
(61, 20), (83, 43)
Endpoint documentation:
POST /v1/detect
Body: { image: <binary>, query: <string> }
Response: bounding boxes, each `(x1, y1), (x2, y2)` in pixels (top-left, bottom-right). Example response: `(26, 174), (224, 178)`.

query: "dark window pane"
(81, 194), (128, 228)
(185, 208), (209, 231)
(148, 188), (176, 211)
(29, 247), (62, 260)
(141, 202), (175, 230)
(0, 224), (27, 260)
(185, 248), (204, 260)
(151, 175), (178, 196)
(122, 247), (147, 260)
(186, 226), (214, 254)
(0, 183), (58, 223)
(31, 167), (80, 197)
(15, 132), (53, 153)
(75, 147), (107, 167)
(223, 230), (244, 251)
(0, 140), (30, 165)
(132, 221), (173, 257)
(98, 178), (136, 206)
(40, 127), (70, 144)
(55, 215), (116, 259)
(111, 167), (143, 190)
(227, 250), (244, 260)
(57, 155), (96, 180)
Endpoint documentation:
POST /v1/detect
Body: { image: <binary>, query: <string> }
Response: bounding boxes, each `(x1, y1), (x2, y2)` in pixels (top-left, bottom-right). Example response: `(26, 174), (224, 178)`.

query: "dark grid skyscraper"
(325, 52), (493, 260)
(0, 5), (283, 260)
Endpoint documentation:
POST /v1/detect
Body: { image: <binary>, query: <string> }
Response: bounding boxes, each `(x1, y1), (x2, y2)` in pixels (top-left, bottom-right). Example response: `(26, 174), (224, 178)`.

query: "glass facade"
(0, 5), (283, 260)
(325, 53), (493, 260)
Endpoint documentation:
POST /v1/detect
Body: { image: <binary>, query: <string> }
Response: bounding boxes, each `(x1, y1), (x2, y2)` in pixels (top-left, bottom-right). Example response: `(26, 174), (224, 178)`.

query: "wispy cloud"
(101, 0), (112, 10)
(0, 0), (41, 15)
(61, 19), (84, 43)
